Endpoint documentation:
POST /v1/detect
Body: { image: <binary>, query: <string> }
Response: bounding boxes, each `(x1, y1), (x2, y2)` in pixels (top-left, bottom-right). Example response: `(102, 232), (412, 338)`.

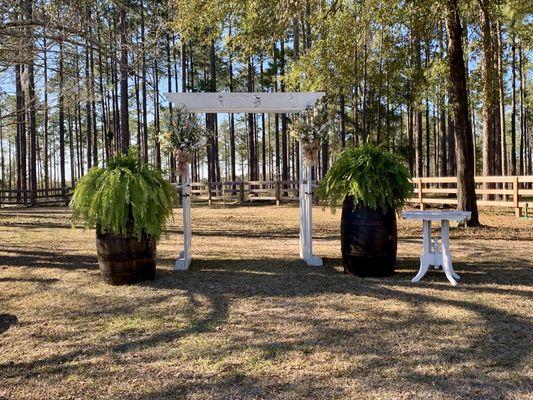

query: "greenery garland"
(71, 150), (175, 241)
(318, 144), (413, 212)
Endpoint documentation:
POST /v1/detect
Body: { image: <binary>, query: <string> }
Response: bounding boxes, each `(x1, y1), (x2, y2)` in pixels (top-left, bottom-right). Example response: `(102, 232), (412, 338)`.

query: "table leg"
(441, 220), (459, 286)
(412, 220), (431, 283)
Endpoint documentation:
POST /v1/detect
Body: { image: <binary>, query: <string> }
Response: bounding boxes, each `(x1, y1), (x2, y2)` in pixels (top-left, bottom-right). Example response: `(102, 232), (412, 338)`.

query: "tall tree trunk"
(510, 35), (517, 175)
(141, 1), (148, 162)
(43, 36), (49, 193)
(496, 21), (507, 175)
(339, 95), (346, 148)
(445, 0), (479, 226)
(439, 23), (447, 176)
(425, 38), (431, 177)
(273, 42), (280, 180)
(112, 37), (120, 155)
(0, 111), (4, 188)
(85, 6), (92, 168)
(414, 32), (423, 178)
(59, 41), (66, 194)
(362, 42), (368, 144)
(518, 43), (525, 175)
(90, 45), (97, 166)
(260, 58), (267, 181)
(228, 43), (236, 183)
(119, 5), (130, 154)
(376, 34), (383, 145)
(479, 0), (496, 180)
(15, 64), (26, 201)
(247, 58), (257, 180)
(426, 99), (431, 177)
(207, 40), (220, 183)
(97, 14), (109, 164)
(167, 35), (176, 182)
(407, 100), (414, 174)
(74, 47), (84, 177)
(25, 0), (37, 204)
(154, 58), (161, 168)
(293, 17), (301, 179)
(134, 74), (141, 153)
(280, 40), (288, 182)
(68, 111), (75, 185)
(440, 107), (447, 176)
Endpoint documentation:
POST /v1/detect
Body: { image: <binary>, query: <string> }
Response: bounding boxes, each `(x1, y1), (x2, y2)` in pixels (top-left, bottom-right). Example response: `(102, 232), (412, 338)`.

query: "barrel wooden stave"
(96, 225), (156, 285)
(340, 196), (397, 277)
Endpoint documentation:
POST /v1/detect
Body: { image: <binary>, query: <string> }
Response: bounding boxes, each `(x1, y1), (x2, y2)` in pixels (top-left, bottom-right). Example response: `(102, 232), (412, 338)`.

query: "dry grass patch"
(0, 205), (532, 399)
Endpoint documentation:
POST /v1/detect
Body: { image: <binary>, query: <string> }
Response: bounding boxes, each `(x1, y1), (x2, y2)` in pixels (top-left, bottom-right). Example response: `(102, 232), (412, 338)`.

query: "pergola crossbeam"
(166, 92), (325, 113)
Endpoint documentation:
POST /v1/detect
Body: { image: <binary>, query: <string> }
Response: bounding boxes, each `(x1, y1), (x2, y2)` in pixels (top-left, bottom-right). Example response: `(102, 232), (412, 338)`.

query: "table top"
(402, 210), (472, 222)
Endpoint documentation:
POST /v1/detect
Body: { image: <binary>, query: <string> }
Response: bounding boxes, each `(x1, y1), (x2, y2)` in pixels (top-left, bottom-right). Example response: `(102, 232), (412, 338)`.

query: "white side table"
(402, 211), (471, 286)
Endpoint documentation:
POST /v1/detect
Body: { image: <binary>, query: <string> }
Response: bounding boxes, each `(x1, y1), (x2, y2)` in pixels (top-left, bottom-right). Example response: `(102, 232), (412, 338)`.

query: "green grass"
(0, 206), (532, 399)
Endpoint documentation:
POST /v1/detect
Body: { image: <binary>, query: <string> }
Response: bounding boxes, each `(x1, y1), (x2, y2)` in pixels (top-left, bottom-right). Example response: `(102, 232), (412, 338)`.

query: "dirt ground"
(0, 205), (532, 400)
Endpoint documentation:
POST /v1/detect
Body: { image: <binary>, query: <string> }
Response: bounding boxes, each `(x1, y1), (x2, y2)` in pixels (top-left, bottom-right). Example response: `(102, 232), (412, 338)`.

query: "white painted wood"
(166, 92), (326, 113)
(175, 164), (192, 271)
(403, 210), (471, 222)
(299, 140), (323, 267)
(167, 92), (326, 269)
(403, 210), (470, 286)
(299, 142), (305, 259)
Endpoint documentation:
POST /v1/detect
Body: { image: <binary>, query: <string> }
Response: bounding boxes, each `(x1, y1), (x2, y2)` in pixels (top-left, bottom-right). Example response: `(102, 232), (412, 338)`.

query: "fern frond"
(71, 150), (175, 241)
(318, 144), (413, 213)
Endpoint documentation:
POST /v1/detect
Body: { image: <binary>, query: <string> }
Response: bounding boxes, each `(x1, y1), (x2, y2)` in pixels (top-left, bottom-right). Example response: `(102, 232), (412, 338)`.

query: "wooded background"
(0, 0), (531, 201)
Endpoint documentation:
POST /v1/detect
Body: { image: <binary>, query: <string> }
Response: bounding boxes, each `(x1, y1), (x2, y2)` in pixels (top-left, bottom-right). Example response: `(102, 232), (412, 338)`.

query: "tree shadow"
(0, 314), (17, 334)
(0, 247), (98, 270)
(1, 249), (531, 399)
(150, 256), (531, 398)
(0, 277), (60, 284)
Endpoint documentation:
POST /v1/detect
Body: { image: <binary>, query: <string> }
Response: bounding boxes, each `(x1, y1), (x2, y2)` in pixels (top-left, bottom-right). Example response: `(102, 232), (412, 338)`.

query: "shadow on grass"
(1, 249), (532, 399)
(0, 276), (60, 284)
(0, 314), (17, 334)
(0, 247), (98, 270)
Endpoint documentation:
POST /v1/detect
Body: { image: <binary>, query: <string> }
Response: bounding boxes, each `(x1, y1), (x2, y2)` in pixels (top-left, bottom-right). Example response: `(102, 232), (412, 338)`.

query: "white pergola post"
(174, 163), (192, 271)
(299, 141), (323, 266)
(166, 92), (325, 270)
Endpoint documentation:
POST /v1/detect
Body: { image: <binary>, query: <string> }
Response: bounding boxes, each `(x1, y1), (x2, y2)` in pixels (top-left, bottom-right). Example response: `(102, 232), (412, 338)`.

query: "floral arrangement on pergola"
(160, 105), (204, 175)
(289, 103), (329, 166)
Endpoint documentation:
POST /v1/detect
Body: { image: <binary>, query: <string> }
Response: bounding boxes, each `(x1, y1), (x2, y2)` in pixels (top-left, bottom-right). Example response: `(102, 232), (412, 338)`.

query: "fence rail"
(0, 187), (73, 207)
(408, 175), (533, 217)
(185, 176), (533, 217)
(2, 176), (531, 217)
(186, 180), (307, 205)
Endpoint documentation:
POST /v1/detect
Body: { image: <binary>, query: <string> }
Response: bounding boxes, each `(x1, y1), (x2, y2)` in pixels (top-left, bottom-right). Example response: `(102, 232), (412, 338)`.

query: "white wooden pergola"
(166, 92), (325, 270)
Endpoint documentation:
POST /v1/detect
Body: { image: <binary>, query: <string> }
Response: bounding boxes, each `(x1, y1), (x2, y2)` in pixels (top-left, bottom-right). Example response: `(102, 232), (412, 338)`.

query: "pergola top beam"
(165, 92), (325, 113)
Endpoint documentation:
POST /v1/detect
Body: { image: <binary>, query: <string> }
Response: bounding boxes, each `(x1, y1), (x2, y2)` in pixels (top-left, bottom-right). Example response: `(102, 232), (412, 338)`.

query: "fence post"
(418, 178), (424, 210)
(275, 180), (281, 206)
(240, 181), (245, 205)
(63, 186), (69, 207)
(207, 182), (212, 206)
(513, 176), (521, 218)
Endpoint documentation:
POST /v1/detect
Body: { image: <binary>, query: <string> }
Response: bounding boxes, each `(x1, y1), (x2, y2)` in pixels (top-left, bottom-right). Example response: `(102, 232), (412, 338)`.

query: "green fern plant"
(71, 150), (175, 241)
(318, 144), (413, 212)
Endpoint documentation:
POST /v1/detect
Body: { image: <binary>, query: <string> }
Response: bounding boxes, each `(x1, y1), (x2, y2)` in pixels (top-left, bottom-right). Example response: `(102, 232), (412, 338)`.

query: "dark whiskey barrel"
(95, 222), (156, 285)
(340, 196), (397, 277)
